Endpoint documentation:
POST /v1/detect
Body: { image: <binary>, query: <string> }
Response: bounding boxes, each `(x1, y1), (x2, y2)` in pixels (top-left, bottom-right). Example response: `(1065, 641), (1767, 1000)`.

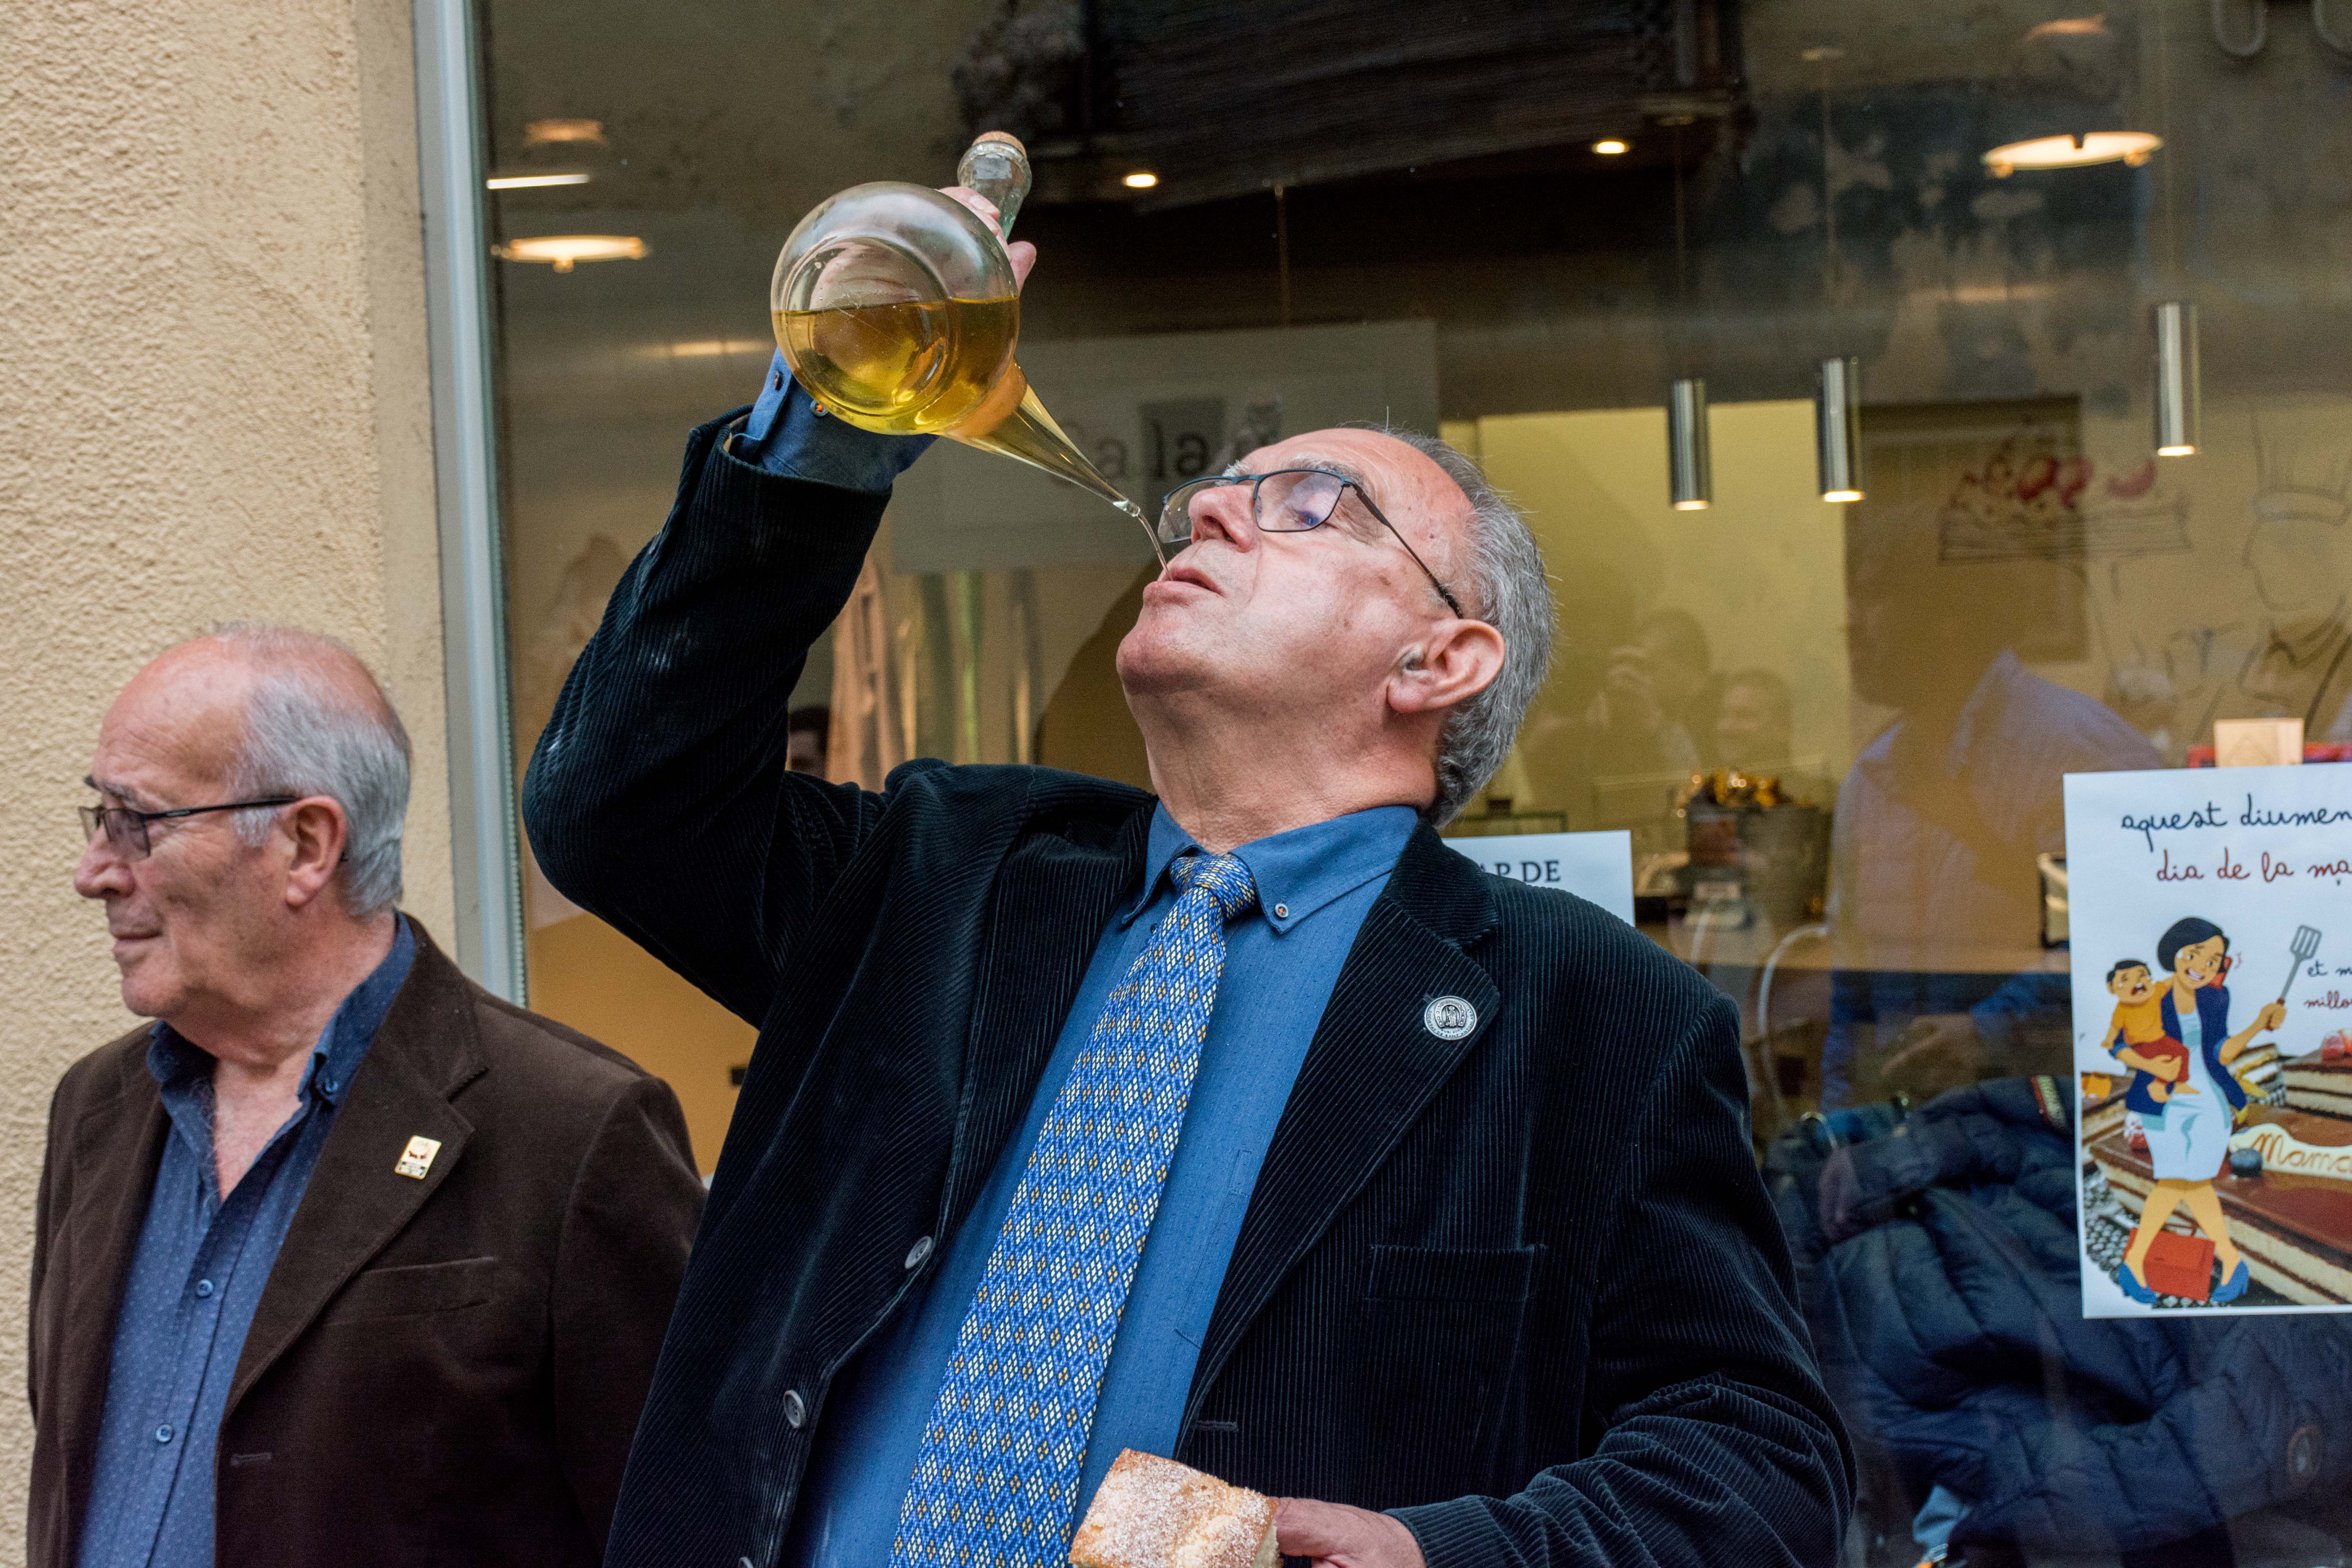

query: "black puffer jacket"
(1766, 1077), (2352, 1559)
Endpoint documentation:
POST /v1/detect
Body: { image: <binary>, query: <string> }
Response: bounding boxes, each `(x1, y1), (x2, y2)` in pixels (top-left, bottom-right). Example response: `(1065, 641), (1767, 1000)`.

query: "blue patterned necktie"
(888, 851), (1259, 1568)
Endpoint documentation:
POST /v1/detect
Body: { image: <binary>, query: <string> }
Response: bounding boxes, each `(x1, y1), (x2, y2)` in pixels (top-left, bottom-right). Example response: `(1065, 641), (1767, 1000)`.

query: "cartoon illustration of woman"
(2116, 916), (2289, 1305)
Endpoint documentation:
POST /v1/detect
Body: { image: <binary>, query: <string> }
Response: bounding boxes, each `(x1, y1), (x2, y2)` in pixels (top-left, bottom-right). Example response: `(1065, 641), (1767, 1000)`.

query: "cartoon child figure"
(2104, 959), (2192, 1105)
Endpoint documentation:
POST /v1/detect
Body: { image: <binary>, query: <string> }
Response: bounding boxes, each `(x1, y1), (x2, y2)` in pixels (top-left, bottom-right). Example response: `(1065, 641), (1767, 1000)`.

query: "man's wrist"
(732, 348), (933, 494)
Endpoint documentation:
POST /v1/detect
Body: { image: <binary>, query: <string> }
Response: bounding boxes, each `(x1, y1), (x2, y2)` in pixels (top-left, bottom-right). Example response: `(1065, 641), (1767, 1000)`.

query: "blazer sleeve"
(1391, 996), (1854, 1568)
(522, 412), (898, 1026)
(550, 1074), (706, 1552)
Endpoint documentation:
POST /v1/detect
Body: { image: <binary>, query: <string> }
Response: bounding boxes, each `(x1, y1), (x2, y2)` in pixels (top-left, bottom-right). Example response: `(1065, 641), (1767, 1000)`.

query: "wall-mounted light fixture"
(1122, 171), (1160, 189)
(486, 172), (591, 190)
(1668, 378), (1712, 509)
(491, 234), (648, 273)
(1592, 139), (1630, 156)
(2154, 301), (2200, 456)
(1817, 356), (1864, 502)
(1983, 130), (2161, 177)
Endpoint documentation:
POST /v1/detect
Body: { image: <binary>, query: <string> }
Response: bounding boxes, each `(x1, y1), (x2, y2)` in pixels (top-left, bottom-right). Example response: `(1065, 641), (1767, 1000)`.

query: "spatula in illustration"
(2278, 924), (2323, 1004)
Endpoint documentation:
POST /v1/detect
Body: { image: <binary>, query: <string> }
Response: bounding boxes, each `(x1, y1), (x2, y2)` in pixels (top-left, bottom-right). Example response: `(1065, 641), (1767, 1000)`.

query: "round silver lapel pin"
(1423, 995), (1478, 1040)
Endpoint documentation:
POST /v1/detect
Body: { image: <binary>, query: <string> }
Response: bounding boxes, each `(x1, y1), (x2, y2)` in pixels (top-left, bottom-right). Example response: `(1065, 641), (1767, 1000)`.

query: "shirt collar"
(1125, 804), (1418, 935)
(146, 915), (418, 1108)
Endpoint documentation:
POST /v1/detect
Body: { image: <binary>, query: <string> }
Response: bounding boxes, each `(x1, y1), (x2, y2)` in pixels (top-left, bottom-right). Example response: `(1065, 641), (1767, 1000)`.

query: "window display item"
(2213, 715), (2305, 768)
(1676, 771), (1827, 933)
(2066, 762), (2352, 1312)
(1766, 1077), (2352, 1560)
(2140, 1229), (2216, 1301)
(770, 132), (1152, 546)
(1067, 1450), (1278, 1568)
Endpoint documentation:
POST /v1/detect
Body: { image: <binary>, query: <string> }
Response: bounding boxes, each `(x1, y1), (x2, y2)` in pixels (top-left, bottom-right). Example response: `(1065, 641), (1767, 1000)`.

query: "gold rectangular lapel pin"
(394, 1135), (442, 1180)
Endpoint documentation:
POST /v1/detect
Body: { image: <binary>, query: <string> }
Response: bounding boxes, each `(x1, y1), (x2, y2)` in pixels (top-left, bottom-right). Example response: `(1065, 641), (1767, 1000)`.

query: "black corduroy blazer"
(525, 416), (1853, 1568)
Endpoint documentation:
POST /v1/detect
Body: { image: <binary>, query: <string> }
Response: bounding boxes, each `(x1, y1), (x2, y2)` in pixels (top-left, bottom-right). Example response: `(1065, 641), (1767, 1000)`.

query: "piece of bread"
(1068, 1450), (1279, 1568)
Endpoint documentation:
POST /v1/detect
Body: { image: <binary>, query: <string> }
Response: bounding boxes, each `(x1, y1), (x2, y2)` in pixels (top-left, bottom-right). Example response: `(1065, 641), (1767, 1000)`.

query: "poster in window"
(2066, 763), (2352, 1314)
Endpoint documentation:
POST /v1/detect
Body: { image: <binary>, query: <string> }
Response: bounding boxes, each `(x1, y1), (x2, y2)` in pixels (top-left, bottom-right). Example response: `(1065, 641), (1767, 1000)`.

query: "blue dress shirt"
(736, 350), (931, 493)
(783, 804), (1416, 1568)
(76, 917), (417, 1568)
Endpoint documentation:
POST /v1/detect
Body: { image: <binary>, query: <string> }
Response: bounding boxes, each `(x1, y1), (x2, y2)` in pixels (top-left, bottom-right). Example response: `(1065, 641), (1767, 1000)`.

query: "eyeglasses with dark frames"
(1156, 466), (1466, 618)
(79, 796), (299, 861)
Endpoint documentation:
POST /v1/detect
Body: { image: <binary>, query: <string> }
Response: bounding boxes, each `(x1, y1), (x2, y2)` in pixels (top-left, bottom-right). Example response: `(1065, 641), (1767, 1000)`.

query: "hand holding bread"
(1069, 1452), (1423, 1568)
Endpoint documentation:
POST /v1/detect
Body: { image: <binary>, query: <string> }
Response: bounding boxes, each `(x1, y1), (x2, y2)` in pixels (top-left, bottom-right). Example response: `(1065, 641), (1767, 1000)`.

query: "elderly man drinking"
(33, 623), (706, 1568)
(527, 202), (1849, 1568)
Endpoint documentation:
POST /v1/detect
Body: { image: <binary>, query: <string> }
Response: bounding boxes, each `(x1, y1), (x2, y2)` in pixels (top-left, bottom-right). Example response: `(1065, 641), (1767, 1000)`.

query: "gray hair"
(208, 623), (411, 916)
(1374, 429), (1555, 826)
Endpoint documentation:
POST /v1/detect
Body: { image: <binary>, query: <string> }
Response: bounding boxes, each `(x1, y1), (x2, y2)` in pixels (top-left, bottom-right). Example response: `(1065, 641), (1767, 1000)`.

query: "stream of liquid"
(774, 298), (1152, 546)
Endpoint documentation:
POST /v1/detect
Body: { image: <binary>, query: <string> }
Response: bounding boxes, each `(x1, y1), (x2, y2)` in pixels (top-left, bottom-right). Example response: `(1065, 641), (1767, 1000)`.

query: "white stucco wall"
(0, 0), (444, 1540)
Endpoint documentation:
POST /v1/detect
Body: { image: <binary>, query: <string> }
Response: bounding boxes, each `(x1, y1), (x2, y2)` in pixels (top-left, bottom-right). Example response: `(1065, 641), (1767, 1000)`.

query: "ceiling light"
(644, 339), (769, 359)
(491, 234), (647, 273)
(1592, 139), (1630, 156)
(1983, 131), (2161, 177)
(1122, 171), (1159, 189)
(1667, 378), (1712, 510)
(1816, 356), (1864, 503)
(2154, 301), (2200, 457)
(486, 172), (591, 190)
(524, 118), (606, 147)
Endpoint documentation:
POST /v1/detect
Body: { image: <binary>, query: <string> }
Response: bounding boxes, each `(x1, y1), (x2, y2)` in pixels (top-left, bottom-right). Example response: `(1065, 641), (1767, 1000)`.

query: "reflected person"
(1824, 514), (2159, 1108)
(1710, 667), (1795, 773)
(34, 625), (705, 1568)
(526, 196), (1850, 1568)
(1579, 607), (1715, 778)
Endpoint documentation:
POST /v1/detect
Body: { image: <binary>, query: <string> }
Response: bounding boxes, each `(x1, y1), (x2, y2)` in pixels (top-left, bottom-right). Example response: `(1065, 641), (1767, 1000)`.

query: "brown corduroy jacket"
(27, 922), (705, 1568)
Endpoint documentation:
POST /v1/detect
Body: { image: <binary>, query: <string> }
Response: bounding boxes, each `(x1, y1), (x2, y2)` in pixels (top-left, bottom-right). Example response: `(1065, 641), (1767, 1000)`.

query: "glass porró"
(769, 135), (1154, 551)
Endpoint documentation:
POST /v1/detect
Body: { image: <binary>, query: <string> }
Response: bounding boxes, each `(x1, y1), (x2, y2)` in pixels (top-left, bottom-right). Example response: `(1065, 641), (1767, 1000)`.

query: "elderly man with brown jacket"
(32, 623), (706, 1568)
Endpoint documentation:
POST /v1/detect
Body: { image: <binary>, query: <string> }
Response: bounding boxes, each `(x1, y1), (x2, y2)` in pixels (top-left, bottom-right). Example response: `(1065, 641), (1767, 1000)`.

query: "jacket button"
(905, 1235), (934, 1270)
(782, 1390), (807, 1429)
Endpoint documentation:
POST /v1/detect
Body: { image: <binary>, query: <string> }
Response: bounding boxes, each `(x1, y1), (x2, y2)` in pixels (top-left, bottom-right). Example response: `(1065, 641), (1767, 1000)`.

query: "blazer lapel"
(227, 929), (485, 1411)
(941, 784), (1152, 1229)
(1183, 827), (1499, 1426)
(55, 1046), (170, 1523)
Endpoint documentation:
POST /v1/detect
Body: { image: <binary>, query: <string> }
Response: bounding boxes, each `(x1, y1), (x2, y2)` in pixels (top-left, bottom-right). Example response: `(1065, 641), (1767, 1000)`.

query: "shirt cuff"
(734, 349), (933, 495)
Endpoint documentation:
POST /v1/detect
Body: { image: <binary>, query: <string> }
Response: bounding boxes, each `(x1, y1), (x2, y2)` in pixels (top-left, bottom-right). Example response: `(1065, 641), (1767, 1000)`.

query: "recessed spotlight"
(486, 172), (592, 190)
(1983, 131), (2161, 177)
(647, 339), (769, 359)
(524, 118), (606, 147)
(1122, 171), (1160, 189)
(1592, 139), (1630, 156)
(491, 234), (648, 273)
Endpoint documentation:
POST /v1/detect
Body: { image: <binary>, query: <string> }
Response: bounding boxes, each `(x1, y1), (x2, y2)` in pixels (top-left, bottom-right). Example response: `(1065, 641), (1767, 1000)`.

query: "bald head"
(1117, 422), (1550, 837)
(76, 623), (412, 1035)
(101, 624), (411, 915)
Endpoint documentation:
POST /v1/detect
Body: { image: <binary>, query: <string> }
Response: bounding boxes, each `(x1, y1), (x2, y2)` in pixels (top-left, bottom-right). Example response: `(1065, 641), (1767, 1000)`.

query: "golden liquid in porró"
(774, 298), (1147, 530)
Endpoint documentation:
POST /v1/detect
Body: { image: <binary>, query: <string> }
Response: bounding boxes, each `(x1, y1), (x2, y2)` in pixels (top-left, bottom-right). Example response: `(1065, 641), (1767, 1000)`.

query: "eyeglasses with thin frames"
(79, 797), (299, 861)
(1156, 466), (1466, 618)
